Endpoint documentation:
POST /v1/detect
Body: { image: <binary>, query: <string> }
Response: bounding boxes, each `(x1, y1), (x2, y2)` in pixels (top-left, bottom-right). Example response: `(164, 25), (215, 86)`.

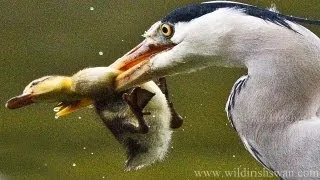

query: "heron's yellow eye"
(161, 23), (173, 37)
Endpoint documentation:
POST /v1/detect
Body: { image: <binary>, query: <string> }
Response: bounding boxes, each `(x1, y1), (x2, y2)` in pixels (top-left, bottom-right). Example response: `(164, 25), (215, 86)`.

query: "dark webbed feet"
(157, 77), (184, 129)
(122, 78), (183, 133)
(122, 87), (155, 134)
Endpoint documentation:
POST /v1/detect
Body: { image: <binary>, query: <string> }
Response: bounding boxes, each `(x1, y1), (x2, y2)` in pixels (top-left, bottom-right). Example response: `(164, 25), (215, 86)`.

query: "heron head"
(111, 0), (303, 91)
(111, 1), (254, 91)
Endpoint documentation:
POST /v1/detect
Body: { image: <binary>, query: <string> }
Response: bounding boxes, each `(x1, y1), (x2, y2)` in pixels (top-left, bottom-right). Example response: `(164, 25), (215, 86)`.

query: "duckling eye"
(30, 81), (40, 87)
(160, 23), (174, 37)
(29, 76), (51, 88)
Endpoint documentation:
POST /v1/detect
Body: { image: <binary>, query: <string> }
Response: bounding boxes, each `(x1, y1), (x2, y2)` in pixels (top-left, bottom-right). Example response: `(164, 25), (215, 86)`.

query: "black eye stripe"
(29, 76), (52, 88)
(30, 81), (40, 87)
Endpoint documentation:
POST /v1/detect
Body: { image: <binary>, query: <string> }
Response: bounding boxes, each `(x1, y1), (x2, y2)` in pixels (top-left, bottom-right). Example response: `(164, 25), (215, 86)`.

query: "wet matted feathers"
(94, 81), (176, 171)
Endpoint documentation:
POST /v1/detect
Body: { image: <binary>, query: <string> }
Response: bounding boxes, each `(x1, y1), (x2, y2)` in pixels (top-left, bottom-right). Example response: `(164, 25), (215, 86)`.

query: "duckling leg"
(122, 87), (155, 134)
(157, 77), (184, 129)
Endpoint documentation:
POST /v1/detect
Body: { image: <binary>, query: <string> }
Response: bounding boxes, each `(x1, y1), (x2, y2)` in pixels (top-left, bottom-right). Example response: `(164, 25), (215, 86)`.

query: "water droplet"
(72, 163), (76, 167)
(88, 105), (94, 109)
(78, 116), (82, 120)
(152, 115), (156, 118)
(91, 152), (94, 155)
(83, 147), (86, 150)
(44, 163), (47, 167)
(232, 155), (236, 158)
(99, 51), (104, 56)
(90, 7), (94, 11)
(102, 176), (105, 179)
(53, 107), (60, 112)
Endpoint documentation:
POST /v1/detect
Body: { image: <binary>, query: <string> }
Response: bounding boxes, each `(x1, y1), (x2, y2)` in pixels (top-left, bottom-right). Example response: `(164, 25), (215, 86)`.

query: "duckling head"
(6, 67), (121, 117)
(5, 76), (79, 109)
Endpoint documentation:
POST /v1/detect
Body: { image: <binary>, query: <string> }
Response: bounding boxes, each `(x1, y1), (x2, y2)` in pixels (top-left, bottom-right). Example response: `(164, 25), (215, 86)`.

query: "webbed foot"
(157, 77), (184, 129)
(122, 87), (155, 134)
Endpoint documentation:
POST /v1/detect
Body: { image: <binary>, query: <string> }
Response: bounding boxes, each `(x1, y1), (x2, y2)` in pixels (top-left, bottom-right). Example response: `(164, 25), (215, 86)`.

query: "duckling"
(6, 67), (183, 171)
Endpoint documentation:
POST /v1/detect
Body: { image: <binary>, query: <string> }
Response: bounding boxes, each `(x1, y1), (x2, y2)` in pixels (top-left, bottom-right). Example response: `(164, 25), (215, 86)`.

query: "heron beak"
(54, 98), (93, 118)
(6, 93), (35, 109)
(111, 40), (175, 91)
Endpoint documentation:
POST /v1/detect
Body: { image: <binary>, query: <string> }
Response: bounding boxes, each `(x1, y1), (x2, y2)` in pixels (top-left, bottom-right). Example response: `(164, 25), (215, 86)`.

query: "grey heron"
(110, 1), (320, 179)
(6, 67), (182, 171)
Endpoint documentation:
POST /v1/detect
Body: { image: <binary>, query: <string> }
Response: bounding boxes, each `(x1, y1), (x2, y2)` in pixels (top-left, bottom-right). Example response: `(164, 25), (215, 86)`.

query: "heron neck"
(233, 49), (320, 126)
(225, 21), (320, 126)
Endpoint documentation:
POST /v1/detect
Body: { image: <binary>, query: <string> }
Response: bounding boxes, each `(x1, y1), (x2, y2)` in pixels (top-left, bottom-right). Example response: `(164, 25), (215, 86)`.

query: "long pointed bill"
(6, 93), (35, 109)
(54, 98), (93, 118)
(110, 40), (175, 91)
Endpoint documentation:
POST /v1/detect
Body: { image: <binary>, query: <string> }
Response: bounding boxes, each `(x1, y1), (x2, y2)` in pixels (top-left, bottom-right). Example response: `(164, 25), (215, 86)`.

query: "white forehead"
(143, 21), (161, 38)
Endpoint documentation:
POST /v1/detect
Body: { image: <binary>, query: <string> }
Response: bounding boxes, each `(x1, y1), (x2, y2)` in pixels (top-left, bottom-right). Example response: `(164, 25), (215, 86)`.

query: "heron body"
(111, 1), (320, 179)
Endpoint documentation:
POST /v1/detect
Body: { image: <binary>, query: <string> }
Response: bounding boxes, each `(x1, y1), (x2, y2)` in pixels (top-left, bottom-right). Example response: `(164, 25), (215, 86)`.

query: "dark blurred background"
(1, 0), (320, 179)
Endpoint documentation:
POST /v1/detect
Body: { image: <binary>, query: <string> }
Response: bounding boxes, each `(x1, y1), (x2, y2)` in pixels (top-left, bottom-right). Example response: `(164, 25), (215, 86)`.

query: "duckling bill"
(6, 67), (183, 171)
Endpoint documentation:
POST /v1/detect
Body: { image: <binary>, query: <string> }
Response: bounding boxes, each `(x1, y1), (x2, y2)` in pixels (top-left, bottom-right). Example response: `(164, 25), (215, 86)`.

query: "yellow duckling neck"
(61, 77), (73, 93)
